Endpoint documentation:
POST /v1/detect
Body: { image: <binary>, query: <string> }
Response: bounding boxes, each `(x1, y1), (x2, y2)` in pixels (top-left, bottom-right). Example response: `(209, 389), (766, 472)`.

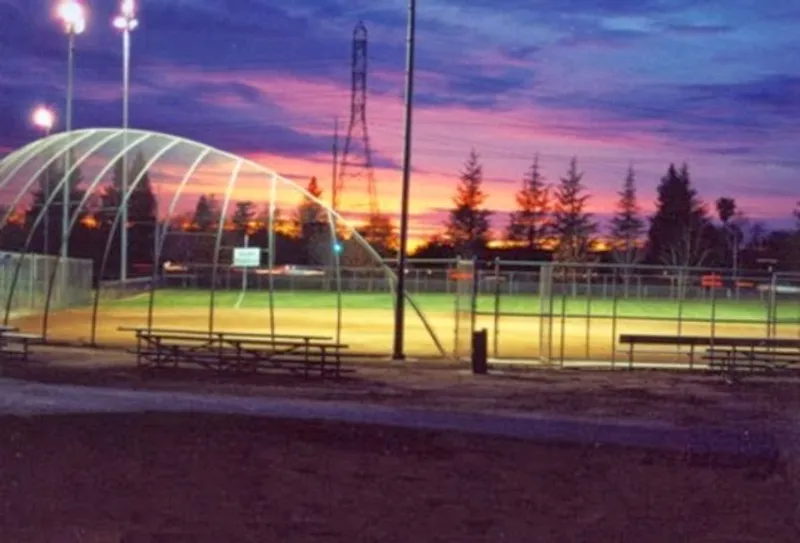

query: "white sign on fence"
(233, 247), (261, 267)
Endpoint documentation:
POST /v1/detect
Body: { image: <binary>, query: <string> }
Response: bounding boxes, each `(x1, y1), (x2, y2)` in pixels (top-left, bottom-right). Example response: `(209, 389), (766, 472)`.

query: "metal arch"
(8, 128), (369, 230)
(45, 127), (286, 182)
(208, 158), (243, 334)
(0, 127), (448, 357)
(41, 131), (158, 337)
(2, 130), (124, 326)
(144, 146), (213, 332)
(0, 131), (99, 229)
(0, 131), (74, 188)
(41, 132), (175, 341)
(272, 175), (447, 357)
(83, 135), (181, 341)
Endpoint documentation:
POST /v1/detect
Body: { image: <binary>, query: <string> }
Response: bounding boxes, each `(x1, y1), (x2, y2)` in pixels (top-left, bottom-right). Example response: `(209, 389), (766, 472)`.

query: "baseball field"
(12, 288), (799, 362)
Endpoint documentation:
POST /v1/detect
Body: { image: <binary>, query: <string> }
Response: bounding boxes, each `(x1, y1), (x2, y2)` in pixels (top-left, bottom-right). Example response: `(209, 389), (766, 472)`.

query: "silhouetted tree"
(412, 235), (456, 260)
(0, 206), (26, 251)
(340, 234), (375, 268)
(646, 163), (713, 267)
(192, 194), (219, 231)
(26, 157), (85, 256)
(359, 213), (398, 258)
(715, 197), (745, 273)
(231, 201), (255, 239)
(794, 201), (800, 229)
(609, 164), (644, 266)
(551, 157), (596, 262)
(507, 155), (550, 250)
(293, 177), (330, 266)
(445, 150), (491, 258)
(126, 152), (157, 273)
(715, 197), (736, 225)
(97, 152), (157, 275)
(790, 203), (800, 269)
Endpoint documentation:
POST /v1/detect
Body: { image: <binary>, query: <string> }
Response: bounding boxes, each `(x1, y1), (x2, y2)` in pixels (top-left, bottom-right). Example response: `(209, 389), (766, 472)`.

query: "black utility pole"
(393, 0), (417, 361)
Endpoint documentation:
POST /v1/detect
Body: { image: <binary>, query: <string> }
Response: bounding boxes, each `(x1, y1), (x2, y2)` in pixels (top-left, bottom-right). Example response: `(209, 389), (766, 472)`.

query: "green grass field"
(106, 288), (800, 324)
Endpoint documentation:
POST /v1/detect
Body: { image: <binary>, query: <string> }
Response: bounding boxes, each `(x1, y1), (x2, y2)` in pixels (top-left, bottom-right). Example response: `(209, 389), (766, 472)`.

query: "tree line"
(0, 149), (798, 276)
(0, 158), (398, 278)
(415, 150), (800, 272)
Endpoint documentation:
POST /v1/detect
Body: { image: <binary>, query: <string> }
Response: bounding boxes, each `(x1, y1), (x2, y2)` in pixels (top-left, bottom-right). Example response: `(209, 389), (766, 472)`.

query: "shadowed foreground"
(0, 413), (796, 542)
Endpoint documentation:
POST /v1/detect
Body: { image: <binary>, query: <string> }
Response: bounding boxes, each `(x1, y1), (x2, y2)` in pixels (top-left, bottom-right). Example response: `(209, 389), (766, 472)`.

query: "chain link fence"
(0, 251), (93, 318)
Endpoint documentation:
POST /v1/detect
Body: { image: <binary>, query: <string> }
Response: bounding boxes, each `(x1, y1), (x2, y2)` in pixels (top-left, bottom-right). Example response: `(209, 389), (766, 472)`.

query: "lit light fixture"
(113, 0), (138, 31)
(32, 106), (56, 134)
(56, 0), (87, 35)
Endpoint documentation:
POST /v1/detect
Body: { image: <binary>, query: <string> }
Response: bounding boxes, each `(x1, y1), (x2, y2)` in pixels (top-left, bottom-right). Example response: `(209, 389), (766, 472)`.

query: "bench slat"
(129, 327), (347, 378)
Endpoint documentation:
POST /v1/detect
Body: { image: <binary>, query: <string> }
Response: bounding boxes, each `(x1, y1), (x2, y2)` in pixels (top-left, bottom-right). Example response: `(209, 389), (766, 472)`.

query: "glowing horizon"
(1, 0), (798, 247)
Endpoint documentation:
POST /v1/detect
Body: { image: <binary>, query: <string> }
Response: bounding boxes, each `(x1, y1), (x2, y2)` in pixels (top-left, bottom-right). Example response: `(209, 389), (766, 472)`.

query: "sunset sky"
(1, 0), (799, 245)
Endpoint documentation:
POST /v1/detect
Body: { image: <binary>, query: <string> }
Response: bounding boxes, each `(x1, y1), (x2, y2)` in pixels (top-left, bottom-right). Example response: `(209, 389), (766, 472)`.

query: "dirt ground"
(0, 412), (797, 542)
(5, 345), (800, 429)
(12, 305), (793, 361)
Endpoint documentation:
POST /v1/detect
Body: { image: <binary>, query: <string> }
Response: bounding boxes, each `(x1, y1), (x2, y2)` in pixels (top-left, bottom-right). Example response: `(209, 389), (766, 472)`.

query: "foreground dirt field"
(0, 412), (796, 542)
(13, 305), (793, 361)
(5, 345), (800, 429)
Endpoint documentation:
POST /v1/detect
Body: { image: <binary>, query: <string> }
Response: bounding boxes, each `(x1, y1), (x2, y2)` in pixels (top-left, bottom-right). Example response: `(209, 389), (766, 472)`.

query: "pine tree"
(715, 197), (741, 271)
(551, 157), (595, 262)
(26, 158), (84, 255)
(192, 194), (219, 231)
(231, 201), (255, 238)
(99, 152), (155, 228)
(359, 213), (398, 258)
(127, 152), (157, 271)
(445, 149), (492, 258)
(646, 163), (712, 267)
(789, 202), (800, 270)
(507, 155), (550, 249)
(293, 177), (330, 266)
(609, 164), (644, 265)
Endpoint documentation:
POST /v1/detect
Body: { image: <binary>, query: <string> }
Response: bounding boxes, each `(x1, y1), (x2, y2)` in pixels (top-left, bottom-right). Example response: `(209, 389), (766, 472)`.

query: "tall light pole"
(114, 0), (138, 285)
(56, 0), (86, 261)
(392, 0), (417, 361)
(32, 106), (56, 255)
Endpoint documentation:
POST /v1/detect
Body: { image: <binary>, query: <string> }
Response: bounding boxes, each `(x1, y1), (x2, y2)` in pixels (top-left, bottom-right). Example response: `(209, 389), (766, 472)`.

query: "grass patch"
(105, 288), (800, 324)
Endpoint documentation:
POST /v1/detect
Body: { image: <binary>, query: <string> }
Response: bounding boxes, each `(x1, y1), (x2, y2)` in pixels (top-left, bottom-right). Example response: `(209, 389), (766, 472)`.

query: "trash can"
(471, 328), (488, 375)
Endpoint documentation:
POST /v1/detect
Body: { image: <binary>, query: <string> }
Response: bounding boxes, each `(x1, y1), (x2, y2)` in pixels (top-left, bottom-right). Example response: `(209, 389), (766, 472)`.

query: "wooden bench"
(619, 334), (800, 381)
(618, 334), (717, 369)
(120, 327), (349, 378)
(0, 327), (44, 364)
(702, 338), (800, 383)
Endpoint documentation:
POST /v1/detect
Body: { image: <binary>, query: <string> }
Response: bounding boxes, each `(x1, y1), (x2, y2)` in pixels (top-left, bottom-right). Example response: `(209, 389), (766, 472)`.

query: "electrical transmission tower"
(334, 21), (379, 218)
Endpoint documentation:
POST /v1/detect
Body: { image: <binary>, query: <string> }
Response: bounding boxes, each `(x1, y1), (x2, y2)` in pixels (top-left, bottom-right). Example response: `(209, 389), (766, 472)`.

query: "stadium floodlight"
(32, 106), (56, 136)
(113, 0), (138, 285)
(56, 0), (87, 261)
(56, 0), (86, 35)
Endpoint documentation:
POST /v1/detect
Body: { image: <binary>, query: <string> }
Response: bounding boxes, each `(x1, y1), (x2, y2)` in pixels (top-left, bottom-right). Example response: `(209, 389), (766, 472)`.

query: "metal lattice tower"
(335, 21), (379, 217)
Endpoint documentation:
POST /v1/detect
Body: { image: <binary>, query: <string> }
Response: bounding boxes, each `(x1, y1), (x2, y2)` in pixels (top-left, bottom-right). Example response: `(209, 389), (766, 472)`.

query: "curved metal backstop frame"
(0, 128), (446, 357)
